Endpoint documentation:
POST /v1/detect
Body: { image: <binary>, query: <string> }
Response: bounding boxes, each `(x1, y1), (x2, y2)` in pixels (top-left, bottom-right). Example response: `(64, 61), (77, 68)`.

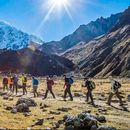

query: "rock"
(74, 93), (82, 97)
(53, 122), (60, 128)
(50, 111), (61, 115)
(47, 116), (54, 120)
(16, 98), (37, 107)
(128, 95), (130, 102)
(58, 120), (64, 124)
(91, 125), (98, 130)
(42, 109), (47, 112)
(11, 108), (17, 114)
(40, 103), (42, 106)
(65, 125), (74, 130)
(44, 127), (51, 130)
(8, 97), (13, 101)
(23, 112), (30, 117)
(5, 106), (13, 111)
(96, 116), (106, 123)
(97, 126), (117, 130)
(34, 118), (44, 126)
(16, 103), (30, 112)
(3, 96), (8, 100)
(57, 107), (72, 112)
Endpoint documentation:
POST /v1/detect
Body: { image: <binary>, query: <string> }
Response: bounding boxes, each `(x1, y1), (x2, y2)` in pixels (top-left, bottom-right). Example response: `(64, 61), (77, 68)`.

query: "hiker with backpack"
(2, 75), (8, 92)
(13, 74), (19, 95)
(107, 79), (123, 106)
(21, 74), (27, 95)
(43, 76), (55, 99)
(83, 78), (95, 106)
(63, 75), (73, 101)
(32, 77), (39, 98)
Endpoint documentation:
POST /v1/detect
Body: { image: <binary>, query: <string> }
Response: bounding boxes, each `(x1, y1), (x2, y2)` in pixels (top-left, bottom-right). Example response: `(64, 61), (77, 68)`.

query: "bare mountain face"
(0, 48), (74, 76)
(40, 13), (121, 54)
(63, 6), (130, 78)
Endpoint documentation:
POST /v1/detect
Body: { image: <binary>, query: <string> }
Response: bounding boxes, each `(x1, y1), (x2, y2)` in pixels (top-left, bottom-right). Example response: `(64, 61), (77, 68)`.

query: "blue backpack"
(33, 79), (39, 86)
(68, 78), (74, 85)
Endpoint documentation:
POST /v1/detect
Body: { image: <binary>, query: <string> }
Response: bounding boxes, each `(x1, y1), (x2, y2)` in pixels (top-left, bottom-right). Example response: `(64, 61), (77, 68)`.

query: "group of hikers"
(2, 73), (124, 107)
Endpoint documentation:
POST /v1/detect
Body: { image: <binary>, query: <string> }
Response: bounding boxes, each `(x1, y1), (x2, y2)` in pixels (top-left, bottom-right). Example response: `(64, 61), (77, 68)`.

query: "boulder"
(96, 116), (106, 123)
(97, 126), (117, 130)
(15, 103), (30, 112)
(16, 98), (37, 107)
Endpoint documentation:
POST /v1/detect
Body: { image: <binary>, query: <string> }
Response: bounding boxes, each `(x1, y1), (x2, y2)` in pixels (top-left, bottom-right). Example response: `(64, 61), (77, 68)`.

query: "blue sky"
(0, 0), (130, 42)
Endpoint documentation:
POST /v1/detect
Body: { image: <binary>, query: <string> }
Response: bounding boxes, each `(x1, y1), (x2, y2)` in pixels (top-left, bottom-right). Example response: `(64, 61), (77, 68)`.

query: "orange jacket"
(8, 77), (13, 85)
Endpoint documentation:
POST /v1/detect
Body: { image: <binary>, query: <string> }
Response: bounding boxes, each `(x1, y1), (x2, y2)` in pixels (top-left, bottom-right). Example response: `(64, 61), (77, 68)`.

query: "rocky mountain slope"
(40, 13), (121, 54)
(64, 6), (130, 78)
(0, 48), (74, 76)
(0, 21), (43, 50)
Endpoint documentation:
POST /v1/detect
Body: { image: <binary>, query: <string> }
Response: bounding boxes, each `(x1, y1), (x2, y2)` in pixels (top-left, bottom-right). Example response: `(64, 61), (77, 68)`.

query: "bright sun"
(48, 0), (70, 10)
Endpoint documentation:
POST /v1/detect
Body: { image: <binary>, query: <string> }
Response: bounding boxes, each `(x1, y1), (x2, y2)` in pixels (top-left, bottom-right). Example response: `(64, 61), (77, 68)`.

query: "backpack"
(24, 77), (27, 82)
(68, 78), (74, 85)
(90, 81), (96, 89)
(114, 81), (121, 89)
(34, 79), (39, 86)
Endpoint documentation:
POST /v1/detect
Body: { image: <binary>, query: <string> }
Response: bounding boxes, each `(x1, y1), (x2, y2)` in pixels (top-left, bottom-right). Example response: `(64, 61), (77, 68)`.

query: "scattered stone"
(50, 111), (61, 115)
(33, 118), (44, 126)
(23, 112), (30, 117)
(97, 126), (117, 130)
(8, 97), (13, 101)
(74, 93), (82, 97)
(42, 109), (47, 112)
(128, 95), (130, 102)
(47, 116), (54, 120)
(57, 107), (72, 112)
(91, 125), (98, 130)
(44, 127), (51, 130)
(5, 106), (13, 111)
(3, 96), (8, 100)
(16, 98), (37, 107)
(96, 116), (106, 123)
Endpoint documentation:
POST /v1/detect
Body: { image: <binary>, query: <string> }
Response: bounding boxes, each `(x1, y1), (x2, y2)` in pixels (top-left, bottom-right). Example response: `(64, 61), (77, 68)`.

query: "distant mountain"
(0, 48), (74, 76)
(64, 6), (130, 78)
(0, 21), (43, 50)
(40, 13), (121, 54)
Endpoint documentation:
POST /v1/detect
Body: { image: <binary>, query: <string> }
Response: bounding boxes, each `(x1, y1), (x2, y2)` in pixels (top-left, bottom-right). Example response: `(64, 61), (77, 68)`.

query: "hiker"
(13, 74), (19, 95)
(107, 79), (123, 106)
(32, 77), (39, 98)
(21, 74), (27, 95)
(83, 78), (95, 106)
(8, 75), (14, 92)
(2, 75), (8, 92)
(63, 75), (73, 101)
(43, 76), (55, 99)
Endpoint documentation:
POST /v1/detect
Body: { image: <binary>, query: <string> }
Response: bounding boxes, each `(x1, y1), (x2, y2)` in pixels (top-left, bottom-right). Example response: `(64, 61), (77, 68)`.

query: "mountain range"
(40, 12), (121, 54)
(63, 6), (130, 77)
(0, 6), (130, 77)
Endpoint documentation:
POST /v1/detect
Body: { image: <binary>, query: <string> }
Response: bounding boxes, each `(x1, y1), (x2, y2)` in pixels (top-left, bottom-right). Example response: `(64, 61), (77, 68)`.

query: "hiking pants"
(64, 85), (73, 100)
(107, 91), (123, 105)
(3, 84), (8, 91)
(33, 86), (38, 97)
(13, 83), (18, 94)
(86, 89), (94, 105)
(44, 87), (55, 99)
(23, 83), (27, 95)
(9, 84), (13, 92)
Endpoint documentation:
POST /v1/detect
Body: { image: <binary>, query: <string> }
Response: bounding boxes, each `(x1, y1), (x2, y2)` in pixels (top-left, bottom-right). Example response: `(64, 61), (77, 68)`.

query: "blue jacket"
(32, 79), (39, 86)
